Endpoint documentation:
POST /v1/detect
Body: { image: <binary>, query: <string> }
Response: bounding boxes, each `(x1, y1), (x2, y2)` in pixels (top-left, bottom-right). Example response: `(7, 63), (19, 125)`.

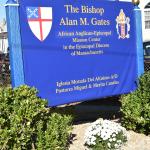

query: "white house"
(0, 19), (8, 54)
(139, 0), (150, 42)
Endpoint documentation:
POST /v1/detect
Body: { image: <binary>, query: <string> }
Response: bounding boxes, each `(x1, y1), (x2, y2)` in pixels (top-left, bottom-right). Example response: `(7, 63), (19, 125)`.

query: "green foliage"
(91, 131), (127, 150)
(0, 85), (72, 150)
(121, 72), (150, 135)
(35, 113), (72, 150)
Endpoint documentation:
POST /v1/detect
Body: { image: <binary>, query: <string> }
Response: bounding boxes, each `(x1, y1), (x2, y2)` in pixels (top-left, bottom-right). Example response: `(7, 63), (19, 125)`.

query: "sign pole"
(133, 0), (144, 77)
(5, 0), (25, 87)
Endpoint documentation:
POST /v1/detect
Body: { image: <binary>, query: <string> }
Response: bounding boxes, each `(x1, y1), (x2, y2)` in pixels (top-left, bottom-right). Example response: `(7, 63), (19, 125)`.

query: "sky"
(0, 0), (7, 21)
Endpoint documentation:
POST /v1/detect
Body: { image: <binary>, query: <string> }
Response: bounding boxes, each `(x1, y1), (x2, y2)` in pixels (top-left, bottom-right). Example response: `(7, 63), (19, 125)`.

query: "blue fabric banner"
(19, 0), (137, 106)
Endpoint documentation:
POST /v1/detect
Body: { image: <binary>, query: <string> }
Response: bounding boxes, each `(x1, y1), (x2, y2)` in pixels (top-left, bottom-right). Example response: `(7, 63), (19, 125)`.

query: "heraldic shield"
(116, 9), (130, 39)
(26, 7), (52, 41)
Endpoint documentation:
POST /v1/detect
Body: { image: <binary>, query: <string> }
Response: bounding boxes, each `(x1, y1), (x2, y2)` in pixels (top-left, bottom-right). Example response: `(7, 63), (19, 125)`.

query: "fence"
(0, 53), (10, 86)
(144, 60), (150, 71)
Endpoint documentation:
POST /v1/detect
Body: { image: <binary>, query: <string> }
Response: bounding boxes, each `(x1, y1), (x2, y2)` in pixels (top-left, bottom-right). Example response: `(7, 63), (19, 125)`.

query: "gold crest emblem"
(116, 9), (130, 39)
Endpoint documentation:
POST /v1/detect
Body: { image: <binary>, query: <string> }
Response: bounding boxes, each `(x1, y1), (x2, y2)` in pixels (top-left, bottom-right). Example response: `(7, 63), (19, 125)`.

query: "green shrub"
(0, 85), (73, 150)
(121, 72), (150, 135)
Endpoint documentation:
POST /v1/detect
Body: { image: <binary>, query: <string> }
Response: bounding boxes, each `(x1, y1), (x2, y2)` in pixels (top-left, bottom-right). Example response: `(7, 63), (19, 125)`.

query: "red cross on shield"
(27, 7), (52, 41)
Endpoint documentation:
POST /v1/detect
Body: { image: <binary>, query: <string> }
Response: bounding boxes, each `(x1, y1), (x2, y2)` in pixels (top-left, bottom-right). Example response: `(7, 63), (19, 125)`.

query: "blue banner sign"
(18, 0), (137, 106)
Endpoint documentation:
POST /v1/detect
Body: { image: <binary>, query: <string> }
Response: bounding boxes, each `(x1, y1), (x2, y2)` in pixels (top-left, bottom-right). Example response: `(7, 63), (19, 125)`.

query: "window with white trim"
(145, 3), (150, 29)
(145, 11), (150, 29)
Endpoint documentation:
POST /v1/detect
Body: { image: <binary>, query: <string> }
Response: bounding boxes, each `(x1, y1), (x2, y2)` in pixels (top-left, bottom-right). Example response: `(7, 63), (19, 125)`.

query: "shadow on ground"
(51, 96), (122, 122)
